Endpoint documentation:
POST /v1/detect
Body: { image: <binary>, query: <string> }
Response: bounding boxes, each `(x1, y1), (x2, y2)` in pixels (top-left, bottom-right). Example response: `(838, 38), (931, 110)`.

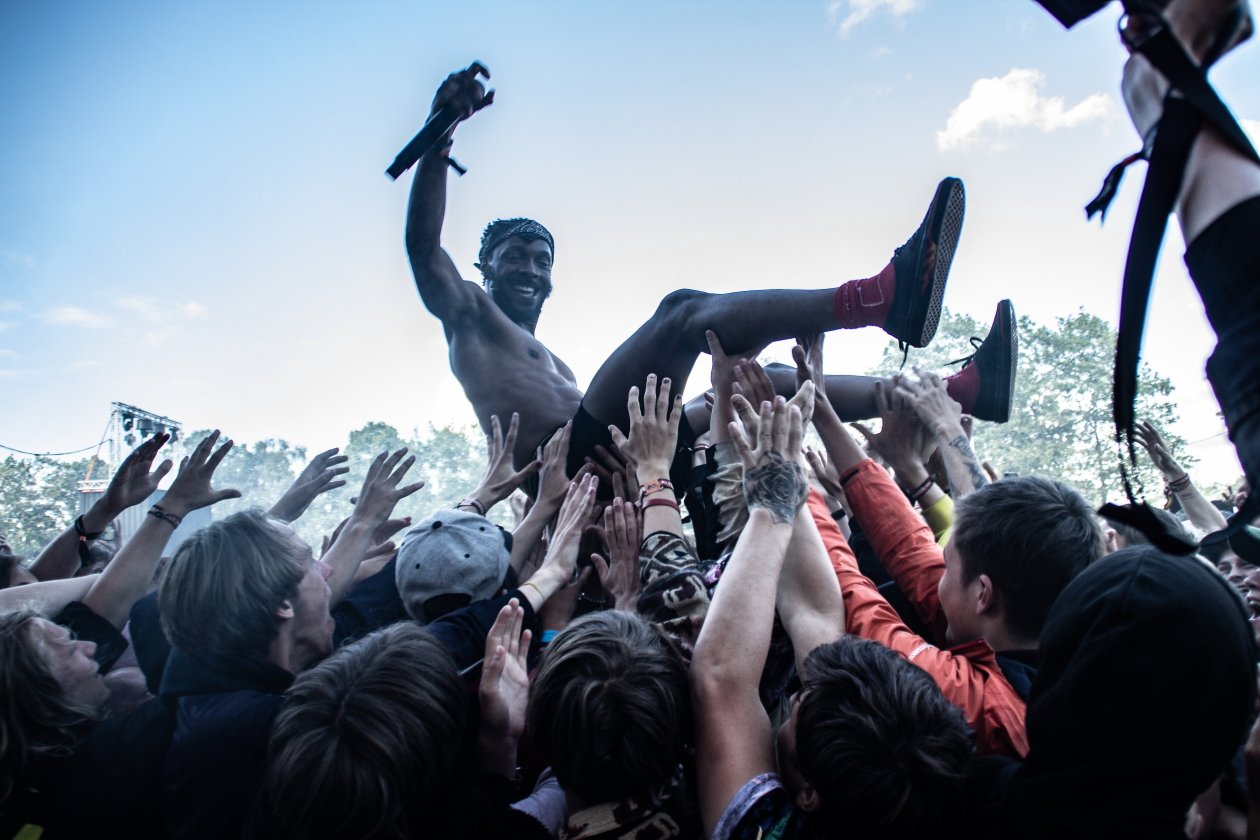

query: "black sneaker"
(885, 177), (966, 349)
(952, 299), (1018, 424)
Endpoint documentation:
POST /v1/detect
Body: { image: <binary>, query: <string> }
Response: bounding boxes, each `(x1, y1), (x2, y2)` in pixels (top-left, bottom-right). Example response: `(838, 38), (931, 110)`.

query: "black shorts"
(1185, 195), (1260, 480)
(1184, 195), (1260, 438)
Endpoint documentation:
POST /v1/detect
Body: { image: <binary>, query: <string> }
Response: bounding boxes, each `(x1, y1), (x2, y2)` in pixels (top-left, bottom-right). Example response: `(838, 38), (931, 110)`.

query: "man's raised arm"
(404, 63), (493, 324)
(692, 393), (811, 837)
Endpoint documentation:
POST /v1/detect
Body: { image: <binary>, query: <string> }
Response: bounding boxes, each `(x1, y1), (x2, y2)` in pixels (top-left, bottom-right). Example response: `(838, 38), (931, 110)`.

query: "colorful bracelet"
(540, 629), (559, 644)
(638, 478), (674, 500)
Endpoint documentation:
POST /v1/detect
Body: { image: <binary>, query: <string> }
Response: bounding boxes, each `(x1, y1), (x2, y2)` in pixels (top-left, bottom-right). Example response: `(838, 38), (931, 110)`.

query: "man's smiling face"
(482, 235), (553, 324)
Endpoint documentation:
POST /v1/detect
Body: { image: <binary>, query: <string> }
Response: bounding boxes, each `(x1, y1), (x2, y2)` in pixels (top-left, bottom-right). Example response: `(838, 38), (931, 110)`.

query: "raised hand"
(898, 367), (987, 495)
(431, 62), (494, 123)
(707, 329), (767, 397)
(536, 474), (599, 586)
(805, 446), (846, 505)
(268, 447), (350, 523)
(1135, 421), (1184, 479)
(733, 358), (776, 407)
(729, 391), (811, 525)
(353, 448), (425, 528)
(896, 367), (964, 436)
(101, 433), (174, 515)
(608, 374), (683, 481)
(351, 539), (398, 587)
(535, 421), (573, 509)
(584, 442), (638, 498)
(479, 599), (532, 740)
(160, 431), (242, 517)
(591, 498), (643, 612)
(478, 598), (531, 777)
(852, 378), (935, 479)
(471, 413), (541, 510)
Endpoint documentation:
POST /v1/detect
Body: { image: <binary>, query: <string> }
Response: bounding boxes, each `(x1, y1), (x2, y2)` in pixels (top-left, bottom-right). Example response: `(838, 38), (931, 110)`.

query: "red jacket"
(808, 460), (1029, 758)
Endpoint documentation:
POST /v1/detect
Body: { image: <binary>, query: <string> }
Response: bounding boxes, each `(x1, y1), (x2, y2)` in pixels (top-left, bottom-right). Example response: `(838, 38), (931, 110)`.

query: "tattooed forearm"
(743, 451), (808, 524)
(946, 435), (989, 492)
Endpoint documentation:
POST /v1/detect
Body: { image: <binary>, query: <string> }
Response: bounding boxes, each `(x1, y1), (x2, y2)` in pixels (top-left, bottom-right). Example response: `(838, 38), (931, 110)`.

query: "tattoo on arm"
(947, 435), (989, 491)
(744, 451), (808, 524)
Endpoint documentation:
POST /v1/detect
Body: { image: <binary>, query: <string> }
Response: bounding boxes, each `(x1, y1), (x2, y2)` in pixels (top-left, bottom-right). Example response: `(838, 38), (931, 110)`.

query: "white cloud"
(828, 0), (923, 34)
(116, 296), (208, 323)
(40, 306), (111, 328)
(66, 359), (102, 372)
(0, 369), (25, 378)
(868, 45), (893, 58)
(0, 349), (16, 358)
(1, 250), (35, 269)
(937, 68), (1115, 152)
(0, 300), (21, 313)
(142, 327), (180, 347)
(0, 321), (14, 332)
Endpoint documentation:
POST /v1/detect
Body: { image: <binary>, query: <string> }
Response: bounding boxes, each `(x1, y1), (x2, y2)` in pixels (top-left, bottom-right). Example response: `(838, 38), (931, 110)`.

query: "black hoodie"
(996, 546), (1256, 838)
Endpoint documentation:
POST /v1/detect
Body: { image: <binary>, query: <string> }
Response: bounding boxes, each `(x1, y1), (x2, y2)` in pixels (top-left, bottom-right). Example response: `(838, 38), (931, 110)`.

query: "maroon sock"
(946, 364), (980, 415)
(834, 263), (896, 330)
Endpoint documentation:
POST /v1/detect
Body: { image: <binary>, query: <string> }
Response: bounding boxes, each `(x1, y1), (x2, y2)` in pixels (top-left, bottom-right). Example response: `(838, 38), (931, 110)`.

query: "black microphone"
(385, 104), (463, 181)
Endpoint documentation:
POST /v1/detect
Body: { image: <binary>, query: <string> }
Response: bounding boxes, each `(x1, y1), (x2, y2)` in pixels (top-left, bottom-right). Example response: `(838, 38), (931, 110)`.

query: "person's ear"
(275, 599), (295, 621)
(1104, 527), (1120, 554)
(796, 783), (821, 813)
(975, 573), (996, 616)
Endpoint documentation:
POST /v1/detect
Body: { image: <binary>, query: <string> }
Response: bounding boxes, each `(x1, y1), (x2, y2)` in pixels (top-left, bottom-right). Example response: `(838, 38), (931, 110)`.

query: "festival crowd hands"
(3, 364), (1258, 840)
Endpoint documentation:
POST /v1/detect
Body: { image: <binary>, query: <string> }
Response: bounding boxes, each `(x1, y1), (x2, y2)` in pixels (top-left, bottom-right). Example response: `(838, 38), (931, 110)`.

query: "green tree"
(183, 431), (312, 521)
(0, 423), (517, 563)
(0, 455), (93, 557)
(866, 308), (1187, 505)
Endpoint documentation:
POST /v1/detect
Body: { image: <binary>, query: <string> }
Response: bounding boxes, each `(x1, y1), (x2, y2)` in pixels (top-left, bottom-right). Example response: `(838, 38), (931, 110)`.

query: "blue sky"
(2, 0), (1258, 487)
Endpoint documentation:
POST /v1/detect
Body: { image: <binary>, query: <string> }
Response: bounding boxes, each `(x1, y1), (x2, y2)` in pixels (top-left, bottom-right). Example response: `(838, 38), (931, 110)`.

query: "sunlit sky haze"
(2, 0), (1258, 488)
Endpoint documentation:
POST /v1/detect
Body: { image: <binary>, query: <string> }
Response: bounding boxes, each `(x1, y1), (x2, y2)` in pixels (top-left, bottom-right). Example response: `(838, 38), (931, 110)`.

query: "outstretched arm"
(776, 492), (846, 674)
(404, 63), (494, 324)
(29, 435), (174, 581)
(898, 367), (988, 499)
(81, 431), (240, 628)
(692, 394), (810, 837)
(1136, 421), (1228, 533)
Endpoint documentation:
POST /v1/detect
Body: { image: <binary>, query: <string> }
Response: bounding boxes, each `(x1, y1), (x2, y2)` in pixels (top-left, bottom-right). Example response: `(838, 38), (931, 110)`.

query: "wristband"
(831, 509), (848, 522)
(456, 497), (487, 516)
(906, 477), (935, 505)
(518, 581), (544, 602)
(74, 515), (106, 567)
(74, 515), (104, 540)
(1166, 474), (1191, 493)
(540, 629), (559, 644)
(147, 505), (183, 530)
(638, 478), (674, 501)
(641, 497), (680, 512)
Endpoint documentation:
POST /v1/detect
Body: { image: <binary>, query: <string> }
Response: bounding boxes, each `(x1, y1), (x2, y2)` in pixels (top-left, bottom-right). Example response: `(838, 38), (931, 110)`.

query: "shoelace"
(947, 336), (984, 368)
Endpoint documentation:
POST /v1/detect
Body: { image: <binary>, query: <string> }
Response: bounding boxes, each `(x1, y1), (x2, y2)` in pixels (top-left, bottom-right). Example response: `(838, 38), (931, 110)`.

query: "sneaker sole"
(917, 179), (966, 347)
(980, 300), (1017, 423)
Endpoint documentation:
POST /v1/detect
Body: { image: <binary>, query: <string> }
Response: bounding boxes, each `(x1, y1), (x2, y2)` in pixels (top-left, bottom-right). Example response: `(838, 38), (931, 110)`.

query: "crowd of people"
(5, 0), (1260, 837)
